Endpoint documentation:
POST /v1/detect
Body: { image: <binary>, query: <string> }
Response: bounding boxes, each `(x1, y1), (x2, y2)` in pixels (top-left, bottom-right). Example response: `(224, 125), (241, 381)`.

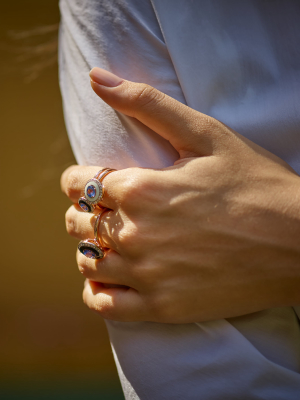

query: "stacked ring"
(94, 208), (109, 249)
(78, 209), (107, 259)
(78, 168), (116, 212)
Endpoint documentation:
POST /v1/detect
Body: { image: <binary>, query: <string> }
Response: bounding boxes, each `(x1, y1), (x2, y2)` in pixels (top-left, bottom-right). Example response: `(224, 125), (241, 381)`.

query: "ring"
(94, 208), (110, 249)
(77, 209), (108, 259)
(77, 239), (104, 259)
(78, 168), (116, 212)
(78, 168), (110, 212)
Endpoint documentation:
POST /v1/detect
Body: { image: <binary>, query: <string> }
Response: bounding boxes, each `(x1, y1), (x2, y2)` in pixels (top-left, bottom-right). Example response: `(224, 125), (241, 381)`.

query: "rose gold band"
(94, 168), (110, 180)
(94, 208), (110, 249)
(97, 168), (116, 182)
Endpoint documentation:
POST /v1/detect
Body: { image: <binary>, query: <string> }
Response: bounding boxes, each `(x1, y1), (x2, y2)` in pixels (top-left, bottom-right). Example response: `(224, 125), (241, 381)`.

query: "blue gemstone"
(87, 185), (96, 199)
(79, 202), (89, 212)
(83, 249), (97, 259)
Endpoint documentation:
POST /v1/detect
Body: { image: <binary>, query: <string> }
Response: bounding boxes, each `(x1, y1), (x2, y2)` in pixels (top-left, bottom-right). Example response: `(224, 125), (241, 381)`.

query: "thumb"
(89, 68), (224, 158)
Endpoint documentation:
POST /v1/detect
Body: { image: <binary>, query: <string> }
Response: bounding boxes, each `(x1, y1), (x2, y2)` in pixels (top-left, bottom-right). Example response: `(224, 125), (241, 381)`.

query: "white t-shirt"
(59, 1), (300, 398)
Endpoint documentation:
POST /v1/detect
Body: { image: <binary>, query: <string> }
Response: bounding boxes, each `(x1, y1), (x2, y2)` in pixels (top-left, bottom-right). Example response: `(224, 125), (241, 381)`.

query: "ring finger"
(77, 249), (137, 288)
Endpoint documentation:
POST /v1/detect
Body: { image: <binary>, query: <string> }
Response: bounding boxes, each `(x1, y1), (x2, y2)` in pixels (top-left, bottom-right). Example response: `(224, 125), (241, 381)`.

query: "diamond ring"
(77, 209), (108, 259)
(78, 168), (116, 212)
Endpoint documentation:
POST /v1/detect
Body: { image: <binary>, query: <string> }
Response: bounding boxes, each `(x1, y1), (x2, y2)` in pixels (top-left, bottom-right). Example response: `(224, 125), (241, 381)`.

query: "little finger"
(83, 279), (147, 321)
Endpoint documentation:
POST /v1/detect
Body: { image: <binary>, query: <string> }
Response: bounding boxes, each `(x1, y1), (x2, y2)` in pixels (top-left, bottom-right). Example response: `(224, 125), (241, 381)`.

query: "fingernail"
(89, 67), (123, 87)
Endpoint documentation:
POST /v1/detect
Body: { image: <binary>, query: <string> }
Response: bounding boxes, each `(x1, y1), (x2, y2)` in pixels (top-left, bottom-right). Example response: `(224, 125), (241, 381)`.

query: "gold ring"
(78, 168), (116, 212)
(77, 208), (109, 259)
(94, 208), (110, 249)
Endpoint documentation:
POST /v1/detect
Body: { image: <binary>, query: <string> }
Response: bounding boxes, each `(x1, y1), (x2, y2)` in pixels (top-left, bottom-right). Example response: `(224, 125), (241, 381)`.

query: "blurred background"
(0, 1), (124, 399)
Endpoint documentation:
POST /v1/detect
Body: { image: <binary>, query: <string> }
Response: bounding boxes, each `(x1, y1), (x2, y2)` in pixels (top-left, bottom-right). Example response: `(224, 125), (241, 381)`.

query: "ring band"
(78, 209), (108, 259)
(96, 168), (115, 182)
(78, 168), (109, 212)
(78, 239), (104, 259)
(95, 168), (110, 180)
(94, 208), (110, 249)
(84, 168), (116, 205)
(78, 168), (116, 212)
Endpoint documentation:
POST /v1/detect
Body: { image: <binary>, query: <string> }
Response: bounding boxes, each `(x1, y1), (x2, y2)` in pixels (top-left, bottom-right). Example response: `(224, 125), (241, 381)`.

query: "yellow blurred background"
(0, 1), (123, 398)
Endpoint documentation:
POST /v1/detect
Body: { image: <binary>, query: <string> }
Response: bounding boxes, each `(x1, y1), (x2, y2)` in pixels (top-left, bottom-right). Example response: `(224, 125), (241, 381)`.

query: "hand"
(61, 68), (300, 323)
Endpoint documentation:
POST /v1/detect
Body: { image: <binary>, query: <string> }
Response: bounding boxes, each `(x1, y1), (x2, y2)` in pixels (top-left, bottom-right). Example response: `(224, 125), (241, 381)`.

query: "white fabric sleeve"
(59, 0), (181, 170)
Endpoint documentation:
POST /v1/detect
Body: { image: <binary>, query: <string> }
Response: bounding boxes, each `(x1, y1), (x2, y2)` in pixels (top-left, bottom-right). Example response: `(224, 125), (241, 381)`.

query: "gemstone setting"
(78, 239), (104, 259)
(78, 197), (93, 213)
(84, 178), (103, 205)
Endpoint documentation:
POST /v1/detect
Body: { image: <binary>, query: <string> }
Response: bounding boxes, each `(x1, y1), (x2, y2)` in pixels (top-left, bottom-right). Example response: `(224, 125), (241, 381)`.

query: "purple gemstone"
(87, 185), (96, 199)
(79, 201), (90, 212)
(83, 248), (97, 259)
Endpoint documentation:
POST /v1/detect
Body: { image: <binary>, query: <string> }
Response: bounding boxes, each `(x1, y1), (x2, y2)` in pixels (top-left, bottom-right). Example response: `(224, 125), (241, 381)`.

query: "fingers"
(65, 204), (95, 240)
(83, 279), (146, 321)
(65, 205), (123, 252)
(77, 250), (136, 288)
(61, 165), (100, 202)
(60, 165), (120, 208)
(90, 67), (227, 158)
(61, 164), (160, 214)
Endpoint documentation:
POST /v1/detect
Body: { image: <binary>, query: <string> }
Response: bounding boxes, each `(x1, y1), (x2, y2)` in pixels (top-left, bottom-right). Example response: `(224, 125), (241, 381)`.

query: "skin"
(61, 68), (300, 324)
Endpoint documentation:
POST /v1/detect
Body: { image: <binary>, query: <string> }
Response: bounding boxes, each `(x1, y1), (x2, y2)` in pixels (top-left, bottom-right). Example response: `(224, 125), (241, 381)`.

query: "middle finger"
(65, 205), (124, 252)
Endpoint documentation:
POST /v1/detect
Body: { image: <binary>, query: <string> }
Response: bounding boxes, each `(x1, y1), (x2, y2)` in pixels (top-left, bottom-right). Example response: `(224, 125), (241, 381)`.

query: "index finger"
(60, 165), (119, 209)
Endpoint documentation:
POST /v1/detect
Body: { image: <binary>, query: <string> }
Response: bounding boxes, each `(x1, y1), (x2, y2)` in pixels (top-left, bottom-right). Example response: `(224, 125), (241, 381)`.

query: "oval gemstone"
(87, 185), (96, 198)
(78, 200), (91, 212)
(81, 204), (89, 212)
(82, 248), (98, 259)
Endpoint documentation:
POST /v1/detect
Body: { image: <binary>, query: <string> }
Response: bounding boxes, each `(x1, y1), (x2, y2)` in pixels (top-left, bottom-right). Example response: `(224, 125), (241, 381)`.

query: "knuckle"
(61, 165), (75, 190)
(64, 168), (81, 199)
(88, 296), (114, 319)
(199, 115), (219, 133)
(134, 261), (161, 285)
(117, 168), (143, 203)
(65, 208), (76, 235)
(77, 251), (99, 278)
(118, 168), (155, 206)
(117, 224), (139, 252)
(130, 84), (165, 111)
(77, 257), (91, 277)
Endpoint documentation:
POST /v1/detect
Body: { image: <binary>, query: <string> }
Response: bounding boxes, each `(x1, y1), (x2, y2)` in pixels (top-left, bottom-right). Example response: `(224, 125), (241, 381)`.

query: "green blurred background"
(0, 1), (124, 399)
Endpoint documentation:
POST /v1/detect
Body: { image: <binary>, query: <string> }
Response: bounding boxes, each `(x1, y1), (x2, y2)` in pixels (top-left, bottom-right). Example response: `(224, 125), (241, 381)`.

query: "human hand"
(61, 68), (300, 323)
